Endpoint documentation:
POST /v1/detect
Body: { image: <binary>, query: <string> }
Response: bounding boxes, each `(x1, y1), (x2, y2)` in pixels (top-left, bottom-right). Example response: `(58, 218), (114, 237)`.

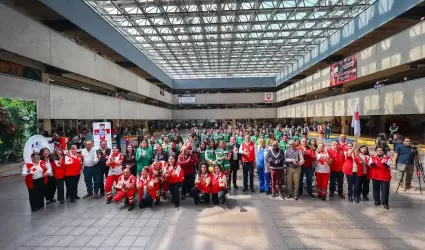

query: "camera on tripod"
(396, 141), (425, 194)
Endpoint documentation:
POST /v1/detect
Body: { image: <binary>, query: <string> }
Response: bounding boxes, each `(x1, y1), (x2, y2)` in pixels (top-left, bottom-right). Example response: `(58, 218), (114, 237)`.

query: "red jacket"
(178, 153), (195, 175)
(138, 175), (157, 198)
(342, 153), (364, 176)
(339, 142), (348, 152)
(240, 141), (255, 163)
(64, 153), (82, 176)
(211, 172), (227, 194)
(24, 163), (48, 188)
(327, 147), (345, 172)
(369, 155), (392, 182)
(117, 175), (137, 192)
(164, 164), (184, 184)
(297, 146), (315, 167)
(53, 158), (65, 179)
(195, 173), (211, 193)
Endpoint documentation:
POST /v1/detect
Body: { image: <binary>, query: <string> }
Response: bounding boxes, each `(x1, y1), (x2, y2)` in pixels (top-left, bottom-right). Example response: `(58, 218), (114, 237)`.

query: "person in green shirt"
(157, 134), (165, 145)
(216, 141), (231, 189)
(205, 140), (216, 173)
(162, 136), (171, 153)
(256, 134), (268, 147)
(198, 141), (207, 163)
(223, 130), (231, 143)
(279, 135), (290, 151)
(251, 130), (261, 144)
(237, 131), (244, 145)
(292, 131), (302, 141)
(274, 124), (283, 141)
(136, 140), (153, 174)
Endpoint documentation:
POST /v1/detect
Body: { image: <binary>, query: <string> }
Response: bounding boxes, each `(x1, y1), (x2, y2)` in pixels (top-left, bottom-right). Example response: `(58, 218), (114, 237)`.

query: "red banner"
(330, 55), (357, 87)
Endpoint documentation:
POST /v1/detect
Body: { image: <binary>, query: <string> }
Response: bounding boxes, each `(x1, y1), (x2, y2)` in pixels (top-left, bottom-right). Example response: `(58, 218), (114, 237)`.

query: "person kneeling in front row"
(211, 163), (227, 205)
(114, 168), (137, 211)
(137, 167), (158, 209)
(191, 162), (211, 204)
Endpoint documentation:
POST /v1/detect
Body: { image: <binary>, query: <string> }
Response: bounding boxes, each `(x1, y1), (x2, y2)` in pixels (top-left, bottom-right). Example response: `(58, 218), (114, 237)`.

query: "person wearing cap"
(22, 153), (49, 211)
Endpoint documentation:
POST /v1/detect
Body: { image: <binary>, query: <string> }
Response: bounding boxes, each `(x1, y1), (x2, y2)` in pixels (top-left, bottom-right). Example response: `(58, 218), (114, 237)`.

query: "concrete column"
(43, 119), (52, 133)
(232, 119), (236, 126)
(341, 116), (350, 135)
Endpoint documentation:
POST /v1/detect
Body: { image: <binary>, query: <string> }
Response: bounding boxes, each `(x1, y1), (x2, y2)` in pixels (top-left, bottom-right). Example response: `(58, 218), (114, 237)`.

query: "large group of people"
(23, 123), (416, 212)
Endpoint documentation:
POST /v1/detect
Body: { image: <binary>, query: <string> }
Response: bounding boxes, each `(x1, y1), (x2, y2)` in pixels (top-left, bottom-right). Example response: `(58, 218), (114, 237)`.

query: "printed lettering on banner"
(264, 92), (273, 103)
(93, 122), (112, 149)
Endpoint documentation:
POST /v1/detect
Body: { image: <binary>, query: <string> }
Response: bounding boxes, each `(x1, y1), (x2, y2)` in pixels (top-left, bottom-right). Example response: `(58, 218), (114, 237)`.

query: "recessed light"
(82, 86), (90, 90)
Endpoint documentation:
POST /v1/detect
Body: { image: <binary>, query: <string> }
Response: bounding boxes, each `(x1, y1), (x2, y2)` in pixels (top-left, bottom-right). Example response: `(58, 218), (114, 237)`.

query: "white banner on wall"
(93, 122), (112, 149)
(264, 92), (273, 103)
(178, 94), (196, 104)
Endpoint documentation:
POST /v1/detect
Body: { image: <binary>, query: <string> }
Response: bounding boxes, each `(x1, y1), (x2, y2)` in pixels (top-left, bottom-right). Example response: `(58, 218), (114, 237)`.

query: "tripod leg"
(417, 173), (422, 194)
(395, 171), (405, 194)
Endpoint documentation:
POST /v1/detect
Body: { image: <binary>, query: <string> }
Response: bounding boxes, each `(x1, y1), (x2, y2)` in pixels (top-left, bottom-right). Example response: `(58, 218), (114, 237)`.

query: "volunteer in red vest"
(105, 146), (124, 204)
(40, 147), (56, 204)
(338, 134), (348, 152)
(149, 160), (165, 205)
(297, 138), (316, 199)
(191, 162), (212, 204)
(369, 147), (392, 209)
(179, 146), (196, 199)
(342, 142), (364, 203)
(239, 134), (256, 192)
(64, 145), (82, 203)
(53, 148), (66, 203)
(211, 163), (227, 205)
(357, 145), (371, 200)
(22, 152), (48, 212)
(327, 141), (345, 199)
(163, 156), (184, 207)
(137, 167), (157, 208)
(315, 143), (331, 200)
(114, 168), (137, 211)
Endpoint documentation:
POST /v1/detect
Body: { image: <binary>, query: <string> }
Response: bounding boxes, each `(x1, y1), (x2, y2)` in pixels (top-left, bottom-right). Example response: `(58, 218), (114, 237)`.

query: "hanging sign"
(264, 92), (273, 103)
(93, 122), (112, 149)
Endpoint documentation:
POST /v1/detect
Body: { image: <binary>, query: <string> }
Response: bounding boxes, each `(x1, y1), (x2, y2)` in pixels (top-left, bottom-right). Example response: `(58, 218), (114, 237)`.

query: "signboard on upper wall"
(264, 92), (273, 103)
(330, 55), (357, 87)
(178, 94), (196, 104)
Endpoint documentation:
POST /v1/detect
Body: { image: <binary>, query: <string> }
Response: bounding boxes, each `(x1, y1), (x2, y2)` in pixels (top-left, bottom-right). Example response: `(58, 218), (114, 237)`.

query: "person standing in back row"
(97, 140), (111, 198)
(81, 141), (100, 199)
(327, 141), (346, 199)
(240, 134), (256, 192)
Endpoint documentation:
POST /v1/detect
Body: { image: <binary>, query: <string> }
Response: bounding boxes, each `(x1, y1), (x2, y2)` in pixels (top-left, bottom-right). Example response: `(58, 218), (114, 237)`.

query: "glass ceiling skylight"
(85, 0), (376, 79)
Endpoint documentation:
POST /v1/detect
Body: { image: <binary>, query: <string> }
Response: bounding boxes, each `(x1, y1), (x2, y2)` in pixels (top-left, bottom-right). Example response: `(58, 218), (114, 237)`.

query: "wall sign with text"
(330, 55), (357, 87)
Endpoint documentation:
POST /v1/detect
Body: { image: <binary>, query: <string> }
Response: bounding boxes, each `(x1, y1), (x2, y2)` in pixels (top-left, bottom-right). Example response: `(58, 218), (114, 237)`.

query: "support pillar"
(43, 119), (52, 134)
(232, 119), (236, 126)
(340, 116), (350, 135)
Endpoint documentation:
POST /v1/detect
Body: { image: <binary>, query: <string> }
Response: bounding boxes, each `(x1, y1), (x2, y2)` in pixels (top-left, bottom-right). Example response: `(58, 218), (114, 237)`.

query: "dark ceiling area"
(2, 0), (425, 94)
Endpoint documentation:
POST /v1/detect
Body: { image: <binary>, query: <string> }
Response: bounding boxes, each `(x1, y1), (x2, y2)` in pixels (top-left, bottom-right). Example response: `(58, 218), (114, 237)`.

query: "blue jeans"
(139, 193), (153, 208)
(83, 166), (99, 195)
(298, 167), (314, 196)
(257, 165), (271, 192)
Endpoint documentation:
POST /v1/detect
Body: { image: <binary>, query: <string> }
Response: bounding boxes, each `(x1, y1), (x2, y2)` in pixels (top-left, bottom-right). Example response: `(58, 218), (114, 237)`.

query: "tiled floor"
(2, 148), (425, 249)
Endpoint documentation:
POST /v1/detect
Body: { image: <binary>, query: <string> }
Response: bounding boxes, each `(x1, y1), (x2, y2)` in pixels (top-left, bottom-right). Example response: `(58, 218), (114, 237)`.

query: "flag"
(351, 100), (361, 137)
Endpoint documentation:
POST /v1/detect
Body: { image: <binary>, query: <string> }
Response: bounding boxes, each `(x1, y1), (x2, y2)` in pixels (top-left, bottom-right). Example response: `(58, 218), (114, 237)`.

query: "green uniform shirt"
(215, 148), (230, 170)
(223, 133), (230, 142)
(162, 143), (171, 153)
(274, 130), (283, 141)
(205, 147), (216, 162)
(198, 148), (207, 162)
(237, 136), (244, 145)
(279, 141), (290, 151)
(251, 135), (260, 144)
(201, 133), (208, 142)
(292, 135), (302, 141)
(168, 133), (174, 141)
(256, 139), (269, 147)
(136, 147), (153, 172)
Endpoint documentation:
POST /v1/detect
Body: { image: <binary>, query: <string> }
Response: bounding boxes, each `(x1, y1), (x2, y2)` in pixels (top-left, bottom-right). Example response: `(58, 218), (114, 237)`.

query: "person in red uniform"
(64, 145), (82, 203)
(40, 147), (56, 204)
(369, 147), (392, 209)
(327, 141), (345, 199)
(22, 152), (48, 211)
(114, 168), (137, 211)
(297, 138), (316, 199)
(211, 163), (227, 205)
(191, 162), (211, 204)
(137, 167), (157, 209)
(338, 134), (348, 152)
(178, 146), (195, 200)
(105, 146), (124, 204)
(342, 142), (363, 203)
(149, 160), (165, 205)
(53, 148), (66, 203)
(239, 134), (256, 192)
(163, 156), (184, 207)
(357, 145), (371, 201)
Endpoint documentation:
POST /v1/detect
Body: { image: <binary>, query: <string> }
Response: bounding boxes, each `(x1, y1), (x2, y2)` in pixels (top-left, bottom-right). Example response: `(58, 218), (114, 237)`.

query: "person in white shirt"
(314, 143), (332, 200)
(81, 141), (100, 198)
(22, 153), (48, 212)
